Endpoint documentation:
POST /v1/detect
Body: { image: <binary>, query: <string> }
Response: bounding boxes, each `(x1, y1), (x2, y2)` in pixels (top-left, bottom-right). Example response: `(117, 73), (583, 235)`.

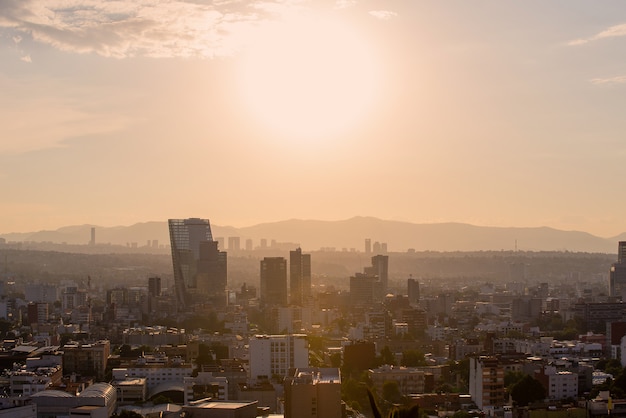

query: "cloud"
(368, 10), (397, 20)
(569, 22), (626, 46)
(0, 0), (303, 59)
(335, 0), (356, 9)
(590, 75), (626, 86)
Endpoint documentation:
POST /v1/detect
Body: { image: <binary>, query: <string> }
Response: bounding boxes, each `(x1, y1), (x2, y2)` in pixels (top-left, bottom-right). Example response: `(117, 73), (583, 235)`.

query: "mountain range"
(1, 217), (625, 253)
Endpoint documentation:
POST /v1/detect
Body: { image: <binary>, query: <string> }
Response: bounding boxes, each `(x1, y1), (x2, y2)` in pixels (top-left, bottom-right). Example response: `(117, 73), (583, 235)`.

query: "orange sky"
(1, 1), (626, 237)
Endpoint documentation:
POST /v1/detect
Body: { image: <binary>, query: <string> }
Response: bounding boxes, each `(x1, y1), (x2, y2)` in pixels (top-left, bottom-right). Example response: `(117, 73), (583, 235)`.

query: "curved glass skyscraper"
(168, 218), (226, 310)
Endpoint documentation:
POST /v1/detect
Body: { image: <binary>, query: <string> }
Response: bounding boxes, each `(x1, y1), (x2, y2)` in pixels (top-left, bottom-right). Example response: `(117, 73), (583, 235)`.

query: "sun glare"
(237, 14), (380, 143)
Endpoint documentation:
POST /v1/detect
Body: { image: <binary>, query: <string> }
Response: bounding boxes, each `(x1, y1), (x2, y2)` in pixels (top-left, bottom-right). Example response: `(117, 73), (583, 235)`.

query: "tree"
(504, 370), (525, 389)
(510, 375), (545, 407)
(378, 346), (396, 366)
(401, 349), (426, 367)
(382, 380), (403, 404)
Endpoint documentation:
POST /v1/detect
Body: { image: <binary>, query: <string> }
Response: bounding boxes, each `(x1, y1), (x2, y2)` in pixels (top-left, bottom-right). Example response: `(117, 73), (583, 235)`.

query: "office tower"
(365, 238), (371, 254)
(408, 277), (420, 305)
(373, 241), (381, 253)
(228, 236), (241, 251)
(169, 218), (227, 310)
(260, 238), (268, 248)
(197, 240), (228, 306)
(90, 227), (95, 246)
(260, 257), (287, 307)
(216, 237), (225, 249)
(610, 241), (626, 298)
(368, 254), (389, 295)
(148, 276), (162, 297)
(245, 239), (253, 251)
(349, 273), (379, 306)
(290, 248), (311, 306)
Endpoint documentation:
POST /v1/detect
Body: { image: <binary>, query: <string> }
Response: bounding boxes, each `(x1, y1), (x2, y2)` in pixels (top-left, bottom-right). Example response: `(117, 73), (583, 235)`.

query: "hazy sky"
(1, 1), (626, 237)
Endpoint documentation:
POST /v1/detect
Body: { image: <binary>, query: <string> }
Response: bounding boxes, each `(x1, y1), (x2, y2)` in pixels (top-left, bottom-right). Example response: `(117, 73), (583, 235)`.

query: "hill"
(0, 217), (622, 253)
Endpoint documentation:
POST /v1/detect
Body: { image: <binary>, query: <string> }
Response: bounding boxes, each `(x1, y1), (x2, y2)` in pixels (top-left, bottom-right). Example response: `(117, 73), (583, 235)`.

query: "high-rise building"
(168, 218), (227, 310)
(365, 238), (371, 254)
(89, 227), (95, 246)
(407, 277), (420, 305)
(245, 239), (253, 251)
(196, 240), (228, 306)
(228, 236), (241, 251)
(610, 241), (626, 299)
(367, 255), (389, 295)
(260, 257), (287, 307)
(290, 248), (311, 306)
(148, 276), (162, 297)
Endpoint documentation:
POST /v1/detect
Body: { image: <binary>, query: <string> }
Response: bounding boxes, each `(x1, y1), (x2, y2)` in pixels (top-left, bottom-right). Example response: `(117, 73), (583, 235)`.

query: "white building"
(248, 334), (308, 384)
(112, 356), (192, 391)
(537, 366), (578, 400)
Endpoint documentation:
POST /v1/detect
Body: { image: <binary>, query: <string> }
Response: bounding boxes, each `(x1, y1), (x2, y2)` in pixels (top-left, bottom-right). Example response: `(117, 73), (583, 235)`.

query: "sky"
(1, 0), (626, 237)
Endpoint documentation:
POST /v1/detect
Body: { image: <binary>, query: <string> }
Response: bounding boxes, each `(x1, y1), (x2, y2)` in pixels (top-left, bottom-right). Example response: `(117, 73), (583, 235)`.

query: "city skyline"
(2, 1), (626, 236)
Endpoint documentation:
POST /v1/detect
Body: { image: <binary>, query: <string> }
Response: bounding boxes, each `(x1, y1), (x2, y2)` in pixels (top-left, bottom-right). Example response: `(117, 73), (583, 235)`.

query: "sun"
(237, 14), (380, 143)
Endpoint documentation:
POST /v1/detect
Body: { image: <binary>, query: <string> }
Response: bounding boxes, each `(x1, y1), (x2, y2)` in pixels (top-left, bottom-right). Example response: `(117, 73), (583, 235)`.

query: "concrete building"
(260, 257), (288, 307)
(248, 334), (308, 384)
(181, 400), (258, 418)
(368, 365), (426, 396)
(184, 372), (229, 404)
(408, 277), (420, 306)
(610, 241), (626, 299)
(112, 378), (147, 404)
(289, 248), (311, 306)
(62, 340), (110, 381)
(469, 356), (506, 411)
(535, 365), (578, 400)
(30, 383), (117, 418)
(112, 355), (193, 393)
(284, 368), (342, 418)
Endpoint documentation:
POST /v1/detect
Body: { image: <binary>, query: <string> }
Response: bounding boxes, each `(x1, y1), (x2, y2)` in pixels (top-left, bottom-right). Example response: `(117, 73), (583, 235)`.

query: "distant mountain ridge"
(1, 217), (623, 253)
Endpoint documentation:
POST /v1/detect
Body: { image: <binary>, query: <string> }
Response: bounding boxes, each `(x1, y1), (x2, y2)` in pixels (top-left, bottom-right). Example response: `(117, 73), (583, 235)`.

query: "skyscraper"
(148, 276), (162, 297)
(610, 241), (626, 299)
(290, 248), (311, 306)
(260, 257), (288, 307)
(168, 218), (227, 310)
(368, 254), (389, 296)
(408, 276), (420, 305)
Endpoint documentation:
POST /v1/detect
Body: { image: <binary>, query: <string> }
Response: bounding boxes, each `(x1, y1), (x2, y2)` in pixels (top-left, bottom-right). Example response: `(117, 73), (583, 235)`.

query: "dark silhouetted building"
(260, 257), (287, 307)
(610, 241), (626, 299)
(290, 248), (311, 306)
(408, 277), (420, 305)
(148, 276), (162, 297)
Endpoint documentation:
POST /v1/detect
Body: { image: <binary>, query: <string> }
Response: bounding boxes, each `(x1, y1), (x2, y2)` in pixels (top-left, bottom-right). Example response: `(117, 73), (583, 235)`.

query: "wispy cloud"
(0, 0), (303, 59)
(368, 10), (397, 20)
(335, 0), (356, 9)
(590, 75), (626, 86)
(569, 23), (626, 46)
